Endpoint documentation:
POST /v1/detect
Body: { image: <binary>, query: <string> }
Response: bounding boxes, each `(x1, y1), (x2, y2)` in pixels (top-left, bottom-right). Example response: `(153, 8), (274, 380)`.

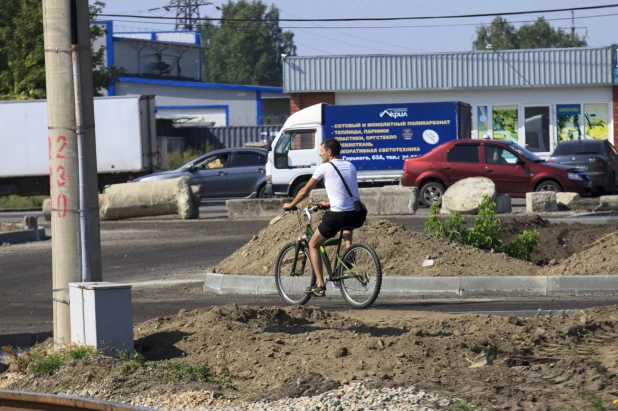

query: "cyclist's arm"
(283, 178), (319, 209)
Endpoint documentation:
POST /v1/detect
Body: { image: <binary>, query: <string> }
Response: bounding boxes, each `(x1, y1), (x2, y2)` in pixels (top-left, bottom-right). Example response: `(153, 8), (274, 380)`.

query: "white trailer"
(0, 95), (160, 196)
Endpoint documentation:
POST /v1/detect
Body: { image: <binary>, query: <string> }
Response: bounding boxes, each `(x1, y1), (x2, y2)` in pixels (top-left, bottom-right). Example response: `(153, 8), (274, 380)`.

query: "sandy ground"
(2, 304), (618, 410)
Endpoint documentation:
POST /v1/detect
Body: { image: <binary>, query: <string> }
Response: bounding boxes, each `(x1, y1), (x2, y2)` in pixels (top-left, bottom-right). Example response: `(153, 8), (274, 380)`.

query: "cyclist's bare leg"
(308, 229), (328, 287)
(343, 230), (353, 250)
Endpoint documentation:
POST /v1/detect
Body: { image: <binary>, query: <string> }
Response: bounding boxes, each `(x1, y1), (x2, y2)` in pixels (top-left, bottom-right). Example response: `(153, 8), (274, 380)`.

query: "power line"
(100, 3), (618, 22)
(102, 11), (618, 30)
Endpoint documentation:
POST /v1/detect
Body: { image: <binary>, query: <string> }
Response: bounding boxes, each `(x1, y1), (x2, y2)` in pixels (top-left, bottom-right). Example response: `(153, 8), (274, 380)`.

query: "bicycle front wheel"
(338, 243), (382, 309)
(274, 242), (315, 305)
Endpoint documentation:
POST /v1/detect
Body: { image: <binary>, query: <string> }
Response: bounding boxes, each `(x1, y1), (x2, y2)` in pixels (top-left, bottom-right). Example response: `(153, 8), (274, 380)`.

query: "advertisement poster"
(492, 105), (518, 142)
(556, 104), (581, 142)
(324, 102), (460, 170)
(584, 103), (609, 140)
(477, 106), (489, 136)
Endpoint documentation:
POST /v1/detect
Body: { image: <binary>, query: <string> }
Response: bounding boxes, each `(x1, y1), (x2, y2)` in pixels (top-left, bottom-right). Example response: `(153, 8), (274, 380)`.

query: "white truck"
(0, 95), (161, 196)
(265, 102), (471, 197)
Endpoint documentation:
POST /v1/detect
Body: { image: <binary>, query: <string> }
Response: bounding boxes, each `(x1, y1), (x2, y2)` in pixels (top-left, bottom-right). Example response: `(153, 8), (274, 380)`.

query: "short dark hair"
(322, 138), (341, 157)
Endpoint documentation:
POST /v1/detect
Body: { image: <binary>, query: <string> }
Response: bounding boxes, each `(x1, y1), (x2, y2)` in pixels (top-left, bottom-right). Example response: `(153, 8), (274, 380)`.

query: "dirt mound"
(214, 210), (538, 277)
(4, 304), (618, 410)
(542, 231), (618, 275)
(500, 217), (618, 268)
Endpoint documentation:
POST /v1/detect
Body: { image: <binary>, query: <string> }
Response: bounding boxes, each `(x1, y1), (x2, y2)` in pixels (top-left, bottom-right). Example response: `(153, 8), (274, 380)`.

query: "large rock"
(556, 193), (580, 210)
(526, 192), (558, 213)
(441, 177), (497, 215)
(99, 177), (198, 220)
(310, 186), (419, 215)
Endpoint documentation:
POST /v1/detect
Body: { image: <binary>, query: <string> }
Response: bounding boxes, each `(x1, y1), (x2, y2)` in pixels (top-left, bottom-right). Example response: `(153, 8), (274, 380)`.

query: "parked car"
(133, 148), (269, 202)
(548, 140), (618, 195)
(402, 139), (592, 207)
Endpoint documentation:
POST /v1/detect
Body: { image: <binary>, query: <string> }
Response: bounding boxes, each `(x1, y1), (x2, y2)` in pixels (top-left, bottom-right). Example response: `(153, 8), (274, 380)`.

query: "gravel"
(130, 382), (461, 411)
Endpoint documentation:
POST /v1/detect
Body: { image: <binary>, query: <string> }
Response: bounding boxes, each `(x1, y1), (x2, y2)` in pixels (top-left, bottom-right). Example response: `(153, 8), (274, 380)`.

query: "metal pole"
(75, 0), (102, 282)
(43, 0), (81, 348)
(71, 44), (91, 282)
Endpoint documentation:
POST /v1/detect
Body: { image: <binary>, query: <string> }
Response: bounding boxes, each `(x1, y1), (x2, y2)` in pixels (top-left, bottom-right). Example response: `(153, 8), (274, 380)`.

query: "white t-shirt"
(312, 159), (361, 212)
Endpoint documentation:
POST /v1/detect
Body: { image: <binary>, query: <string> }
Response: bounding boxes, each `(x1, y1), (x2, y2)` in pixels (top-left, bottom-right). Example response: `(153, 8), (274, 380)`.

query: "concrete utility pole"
(43, 0), (102, 348)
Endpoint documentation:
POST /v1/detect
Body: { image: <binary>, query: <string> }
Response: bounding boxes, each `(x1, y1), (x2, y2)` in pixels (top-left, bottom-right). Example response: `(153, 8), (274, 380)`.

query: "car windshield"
(553, 141), (602, 156)
(505, 142), (543, 162)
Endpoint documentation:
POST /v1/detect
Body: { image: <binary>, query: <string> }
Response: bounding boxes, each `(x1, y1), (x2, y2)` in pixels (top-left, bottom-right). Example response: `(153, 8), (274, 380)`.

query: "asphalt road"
(2, 202), (616, 337)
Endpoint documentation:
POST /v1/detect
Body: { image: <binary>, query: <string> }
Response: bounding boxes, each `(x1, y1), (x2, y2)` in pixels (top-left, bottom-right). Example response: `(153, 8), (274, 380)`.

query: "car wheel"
(535, 180), (562, 193)
(258, 185), (271, 198)
(291, 181), (307, 198)
(420, 181), (445, 207)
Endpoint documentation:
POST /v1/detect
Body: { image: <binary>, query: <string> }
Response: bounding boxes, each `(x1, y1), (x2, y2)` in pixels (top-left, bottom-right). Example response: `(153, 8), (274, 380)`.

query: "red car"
(402, 139), (592, 207)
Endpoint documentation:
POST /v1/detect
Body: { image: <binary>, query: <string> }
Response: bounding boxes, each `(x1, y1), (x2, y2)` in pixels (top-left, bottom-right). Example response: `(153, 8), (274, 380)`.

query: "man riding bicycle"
(283, 138), (367, 297)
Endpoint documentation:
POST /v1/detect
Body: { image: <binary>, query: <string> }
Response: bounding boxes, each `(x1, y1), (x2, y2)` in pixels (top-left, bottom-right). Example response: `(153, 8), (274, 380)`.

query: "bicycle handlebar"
(283, 204), (328, 212)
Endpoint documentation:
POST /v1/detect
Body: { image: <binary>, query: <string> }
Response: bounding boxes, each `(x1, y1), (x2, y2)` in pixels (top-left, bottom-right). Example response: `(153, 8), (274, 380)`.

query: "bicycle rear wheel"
(338, 243), (382, 309)
(274, 242), (315, 305)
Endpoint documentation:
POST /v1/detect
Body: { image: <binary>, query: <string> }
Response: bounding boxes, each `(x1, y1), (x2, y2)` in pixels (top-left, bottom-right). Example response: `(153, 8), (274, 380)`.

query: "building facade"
(283, 47), (616, 158)
(93, 21), (289, 127)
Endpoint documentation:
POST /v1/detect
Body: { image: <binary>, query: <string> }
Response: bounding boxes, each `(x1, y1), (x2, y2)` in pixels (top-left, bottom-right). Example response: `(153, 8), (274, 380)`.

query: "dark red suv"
(402, 139), (592, 206)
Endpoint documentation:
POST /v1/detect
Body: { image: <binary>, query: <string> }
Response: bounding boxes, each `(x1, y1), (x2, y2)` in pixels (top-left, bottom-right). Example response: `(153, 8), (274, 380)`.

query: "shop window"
(524, 106), (550, 153)
(584, 103), (609, 140)
(556, 104), (581, 142)
(492, 105), (518, 142)
(477, 106), (489, 138)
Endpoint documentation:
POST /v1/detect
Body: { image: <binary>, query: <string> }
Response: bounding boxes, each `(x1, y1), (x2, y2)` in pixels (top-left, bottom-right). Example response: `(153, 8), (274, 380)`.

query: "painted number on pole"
(49, 135), (69, 218)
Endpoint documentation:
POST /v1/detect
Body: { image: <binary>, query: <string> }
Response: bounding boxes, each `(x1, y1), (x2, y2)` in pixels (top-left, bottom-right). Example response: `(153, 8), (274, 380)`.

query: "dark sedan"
(548, 140), (618, 194)
(133, 148), (269, 202)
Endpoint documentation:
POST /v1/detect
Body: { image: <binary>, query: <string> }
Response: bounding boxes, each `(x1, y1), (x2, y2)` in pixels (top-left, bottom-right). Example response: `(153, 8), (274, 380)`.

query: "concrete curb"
(204, 273), (618, 297)
(0, 227), (46, 244)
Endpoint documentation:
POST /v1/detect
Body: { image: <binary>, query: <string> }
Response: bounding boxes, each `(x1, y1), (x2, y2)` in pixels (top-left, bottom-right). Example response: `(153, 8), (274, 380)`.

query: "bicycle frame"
(289, 207), (356, 282)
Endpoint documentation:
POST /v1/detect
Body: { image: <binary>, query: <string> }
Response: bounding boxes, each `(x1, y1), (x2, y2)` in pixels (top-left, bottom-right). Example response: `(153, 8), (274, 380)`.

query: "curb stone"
(0, 227), (46, 245)
(204, 273), (618, 297)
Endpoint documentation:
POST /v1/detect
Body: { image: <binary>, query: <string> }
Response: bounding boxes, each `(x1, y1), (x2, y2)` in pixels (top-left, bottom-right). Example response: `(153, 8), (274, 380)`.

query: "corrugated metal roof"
(283, 47), (612, 93)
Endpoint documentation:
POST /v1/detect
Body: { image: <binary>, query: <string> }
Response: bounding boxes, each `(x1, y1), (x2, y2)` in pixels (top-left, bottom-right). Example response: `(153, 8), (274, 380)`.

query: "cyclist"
(283, 138), (366, 297)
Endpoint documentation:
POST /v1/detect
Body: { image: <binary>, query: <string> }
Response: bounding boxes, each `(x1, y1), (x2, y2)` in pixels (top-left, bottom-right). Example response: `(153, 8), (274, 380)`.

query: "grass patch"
(452, 399), (476, 411)
(0, 195), (47, 209)
(162, 362), (212, 382)
(28, 350), (65, 376)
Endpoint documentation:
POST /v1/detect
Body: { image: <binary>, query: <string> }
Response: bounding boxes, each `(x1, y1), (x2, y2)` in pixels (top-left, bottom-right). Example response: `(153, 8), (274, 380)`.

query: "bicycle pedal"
(331, 281), (340, 290)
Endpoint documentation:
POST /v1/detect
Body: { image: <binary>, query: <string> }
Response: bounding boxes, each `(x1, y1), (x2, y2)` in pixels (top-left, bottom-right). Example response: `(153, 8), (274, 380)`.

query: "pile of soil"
(214, 211), (537, 277)
(3, 304), (618, 410)
(543, 231), (618, 276)
(499, 216), (618, 269)
(214, 209), (618, 277)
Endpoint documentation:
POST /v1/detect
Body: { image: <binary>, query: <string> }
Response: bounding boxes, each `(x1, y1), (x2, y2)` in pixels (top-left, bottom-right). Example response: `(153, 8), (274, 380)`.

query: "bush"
(0, 195), (48, 210)
(424, 195), (539, 261)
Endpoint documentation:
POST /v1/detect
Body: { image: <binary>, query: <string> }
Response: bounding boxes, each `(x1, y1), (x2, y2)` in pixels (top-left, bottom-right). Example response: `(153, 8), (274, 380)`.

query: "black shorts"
(318, 210), (366, 239)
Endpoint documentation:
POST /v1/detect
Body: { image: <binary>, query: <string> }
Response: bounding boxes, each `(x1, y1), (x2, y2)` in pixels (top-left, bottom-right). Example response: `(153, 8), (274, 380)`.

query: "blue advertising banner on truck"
(324, 102), (469, 171)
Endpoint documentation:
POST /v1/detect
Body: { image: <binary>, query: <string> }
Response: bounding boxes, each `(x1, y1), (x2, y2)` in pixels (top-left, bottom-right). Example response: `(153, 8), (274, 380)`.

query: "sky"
(96, 0), (618, 56)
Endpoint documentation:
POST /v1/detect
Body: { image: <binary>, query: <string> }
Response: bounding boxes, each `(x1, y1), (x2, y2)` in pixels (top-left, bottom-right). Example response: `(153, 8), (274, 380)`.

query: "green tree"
(200, 0), (296, 86)
(473, 16), (587, 51)
(0, 0), (115, 99)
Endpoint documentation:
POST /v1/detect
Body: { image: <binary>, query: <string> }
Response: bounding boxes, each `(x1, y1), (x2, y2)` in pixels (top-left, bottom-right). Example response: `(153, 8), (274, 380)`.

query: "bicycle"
(274, 204), (382, 309)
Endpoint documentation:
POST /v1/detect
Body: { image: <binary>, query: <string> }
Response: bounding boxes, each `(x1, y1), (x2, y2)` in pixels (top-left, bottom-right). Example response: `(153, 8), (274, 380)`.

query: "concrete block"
(256, 277), (278, 294)
(310, 186), (418, 215)
(548, 276), (618, 296)
(461, 276), (547, 296)
(100, 177), (198, 220)
(220, 274), (262, 294)
(556, 193), (580, 210)
(227, 198), (290, 220)
(204, 273), (225, 293)
(0, 226), (46, 244)
(597, 195), (618, 211)
(526, 192), (557, 213)
(495, 194), (512, 214)
(381, 277), (460, 297)
(442, 177), (497, 215)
